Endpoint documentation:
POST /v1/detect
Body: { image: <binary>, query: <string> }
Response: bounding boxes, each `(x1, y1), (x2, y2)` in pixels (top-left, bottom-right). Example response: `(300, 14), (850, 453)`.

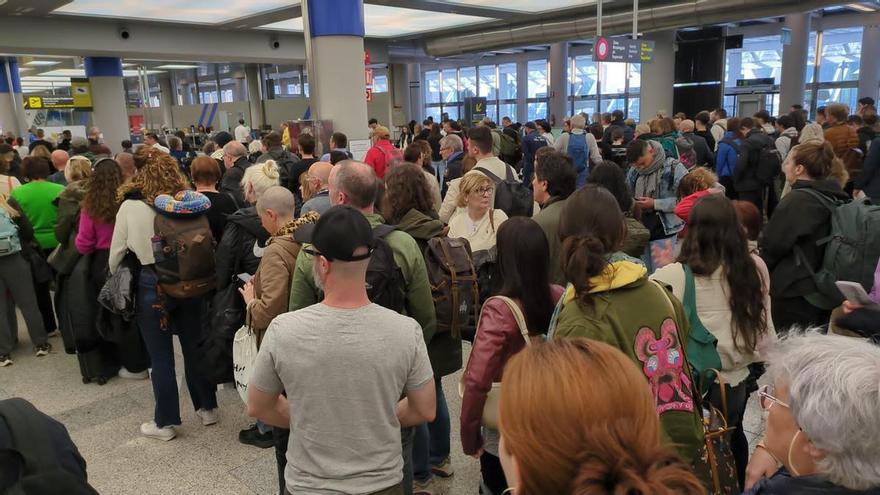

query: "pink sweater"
(75, 210), (115, 254)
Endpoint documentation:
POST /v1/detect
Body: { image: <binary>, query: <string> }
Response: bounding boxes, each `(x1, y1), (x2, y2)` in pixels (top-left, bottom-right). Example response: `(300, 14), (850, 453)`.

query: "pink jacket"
(75, 210), (115, 254)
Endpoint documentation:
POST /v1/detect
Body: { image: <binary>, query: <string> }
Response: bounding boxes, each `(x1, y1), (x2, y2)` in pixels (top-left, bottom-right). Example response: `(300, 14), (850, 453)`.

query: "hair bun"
(262, 159), (280, 180)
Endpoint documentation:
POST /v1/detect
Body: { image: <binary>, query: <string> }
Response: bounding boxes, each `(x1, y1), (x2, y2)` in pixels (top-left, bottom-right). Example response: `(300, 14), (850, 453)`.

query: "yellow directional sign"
(27, 96), (43, 109)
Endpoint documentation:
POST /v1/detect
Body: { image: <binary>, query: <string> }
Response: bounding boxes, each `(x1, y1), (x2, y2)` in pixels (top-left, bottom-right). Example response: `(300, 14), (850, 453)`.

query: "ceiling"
(2, 0), (595, 39)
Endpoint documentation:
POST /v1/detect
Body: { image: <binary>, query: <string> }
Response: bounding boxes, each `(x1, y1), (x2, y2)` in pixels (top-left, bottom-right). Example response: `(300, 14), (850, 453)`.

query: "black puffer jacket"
(735, 129), (773, 192)
(214, 207), (269, 290)
(760, 179), (849, 298)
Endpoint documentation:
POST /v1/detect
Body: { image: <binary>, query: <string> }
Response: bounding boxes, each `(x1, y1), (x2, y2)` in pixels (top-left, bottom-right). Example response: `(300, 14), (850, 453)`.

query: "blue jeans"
(413, 378), (450, 483)
(576, 167), (588, 188)
(137, 268), (217, 427)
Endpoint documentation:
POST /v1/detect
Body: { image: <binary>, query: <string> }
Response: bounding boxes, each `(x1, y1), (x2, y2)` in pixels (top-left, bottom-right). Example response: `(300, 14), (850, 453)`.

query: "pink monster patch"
(634, 319), (694, 414)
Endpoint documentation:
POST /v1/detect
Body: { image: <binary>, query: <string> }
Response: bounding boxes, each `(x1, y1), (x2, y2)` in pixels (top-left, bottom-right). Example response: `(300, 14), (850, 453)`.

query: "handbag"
(458, 295), (531, 430)
(232, 313), (258, 405)
(651, 280), (739, 495)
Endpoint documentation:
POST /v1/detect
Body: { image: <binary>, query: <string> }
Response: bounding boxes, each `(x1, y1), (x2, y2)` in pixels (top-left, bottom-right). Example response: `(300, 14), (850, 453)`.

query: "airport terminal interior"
(2, 0), (880, 494)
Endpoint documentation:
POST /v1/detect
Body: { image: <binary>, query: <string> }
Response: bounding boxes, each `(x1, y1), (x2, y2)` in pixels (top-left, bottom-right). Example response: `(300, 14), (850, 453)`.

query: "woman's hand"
(239, 280), (255, 305)
(470, 448), (484, 460)
(745, 444), (779, 490)
(842, 300), (863, 314)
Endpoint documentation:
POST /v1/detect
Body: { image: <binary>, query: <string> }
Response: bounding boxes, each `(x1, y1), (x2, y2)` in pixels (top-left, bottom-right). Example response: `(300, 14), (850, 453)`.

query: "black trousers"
(479, 452), (508, 495)
(737, 189), (763, 214)
(771, 295), (831, 335)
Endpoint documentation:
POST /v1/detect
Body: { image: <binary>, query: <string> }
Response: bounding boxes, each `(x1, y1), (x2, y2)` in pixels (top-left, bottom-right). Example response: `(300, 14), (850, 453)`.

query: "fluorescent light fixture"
(24, 60), (61, 66)
(260, 4), (491, 37)
(847, 3), (877, 11)
(439, 0), (592, 12)
(53, 0), (299, 24)
(155, 64), (201, 69)
(21, 76), (73, 82)
(38, 69), (164, 77)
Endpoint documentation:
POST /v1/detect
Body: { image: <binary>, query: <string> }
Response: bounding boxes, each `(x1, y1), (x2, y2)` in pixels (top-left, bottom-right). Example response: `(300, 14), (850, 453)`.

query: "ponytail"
(561, 234), (610, 308)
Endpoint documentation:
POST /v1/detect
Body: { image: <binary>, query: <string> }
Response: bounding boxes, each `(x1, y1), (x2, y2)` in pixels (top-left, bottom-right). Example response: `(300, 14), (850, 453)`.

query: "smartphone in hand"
(835, 281), (880, 308)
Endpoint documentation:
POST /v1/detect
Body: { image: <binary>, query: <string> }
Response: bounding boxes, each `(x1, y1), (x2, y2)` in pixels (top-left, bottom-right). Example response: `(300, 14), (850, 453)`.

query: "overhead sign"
(23, 78), (94, 110)
(592, 36), (655, 64)
(464, 96), (487, 125)
(736, 77), (775, 87)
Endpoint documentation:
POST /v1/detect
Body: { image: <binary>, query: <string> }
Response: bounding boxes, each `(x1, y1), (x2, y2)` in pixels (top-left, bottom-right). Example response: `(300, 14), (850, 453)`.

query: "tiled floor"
(1, 314), (765, 495)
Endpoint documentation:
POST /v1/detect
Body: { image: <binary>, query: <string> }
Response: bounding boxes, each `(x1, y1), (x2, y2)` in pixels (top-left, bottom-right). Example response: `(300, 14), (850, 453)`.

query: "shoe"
(45, 330), (59, 338)
(413, 477), (436, 495)
(196, 408), (218, 426)
(431, 457), (455, 478)
(0, 355), (11, 367)
(238, 424), (274, 448)
(140, 421), (176, 441)
(34, 343), (51, 357)
(118, 367), (149, 380)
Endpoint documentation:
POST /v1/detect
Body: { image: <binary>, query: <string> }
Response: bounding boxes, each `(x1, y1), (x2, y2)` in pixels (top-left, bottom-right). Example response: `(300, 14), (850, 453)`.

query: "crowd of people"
(2, 96), (880, 495)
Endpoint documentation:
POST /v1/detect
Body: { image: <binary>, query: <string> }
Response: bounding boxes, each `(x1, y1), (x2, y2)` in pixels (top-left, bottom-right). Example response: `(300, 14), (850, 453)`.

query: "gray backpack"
(0, 209), (21, 257)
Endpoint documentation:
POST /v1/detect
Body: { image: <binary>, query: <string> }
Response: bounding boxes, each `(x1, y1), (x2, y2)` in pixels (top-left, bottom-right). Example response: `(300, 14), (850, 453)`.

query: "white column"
(779, 13), (811, 111)
(858, 24), (880, 106)
(549, 42), (569, 123)
(516, 59), (528, 123)
(245, 64), (264, 128)
(639, 31), (675, 123)
(157, 75), (174, 129)
(406, 63), (423, 123)
(85, 57), (129, 154)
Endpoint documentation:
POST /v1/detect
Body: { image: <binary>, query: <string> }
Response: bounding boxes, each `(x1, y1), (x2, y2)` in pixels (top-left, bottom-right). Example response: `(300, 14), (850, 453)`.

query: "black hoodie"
(214, 206), (270, 290)
(760, 179), (850, 299)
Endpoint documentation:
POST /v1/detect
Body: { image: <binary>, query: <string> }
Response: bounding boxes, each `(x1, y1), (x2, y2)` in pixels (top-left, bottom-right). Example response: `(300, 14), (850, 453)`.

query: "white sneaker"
(196, 408), (218, 426)
(118, 367), (149, 380)
(140, 421), (176, 441)
(0, 355), (12, 367)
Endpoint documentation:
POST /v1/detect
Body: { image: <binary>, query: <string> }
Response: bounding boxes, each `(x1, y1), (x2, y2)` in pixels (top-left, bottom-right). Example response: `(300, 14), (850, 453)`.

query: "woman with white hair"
(744, 330), (880, 494)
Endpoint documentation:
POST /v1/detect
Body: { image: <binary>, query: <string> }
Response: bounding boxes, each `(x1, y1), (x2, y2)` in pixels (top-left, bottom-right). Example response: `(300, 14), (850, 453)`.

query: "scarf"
(634, 141), (667, 200)
(153, 190), (211, 216)
(271, 211), (320, 242)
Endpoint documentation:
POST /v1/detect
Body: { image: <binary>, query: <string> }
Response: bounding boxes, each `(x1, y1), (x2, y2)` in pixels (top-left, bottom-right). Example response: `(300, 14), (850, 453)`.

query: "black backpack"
(474, 166), (534, 217)
(366, 225), (406, 313)
(0, 398), (98, 495)
(755, 144), (783, 186)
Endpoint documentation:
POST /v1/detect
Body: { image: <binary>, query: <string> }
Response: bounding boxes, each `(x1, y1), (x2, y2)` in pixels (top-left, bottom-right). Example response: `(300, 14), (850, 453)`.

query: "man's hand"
(745, 444), (779, 490)
(634, 196), (655, 210)
(842, 300), (863, 314)
(239, 280), (255, 305)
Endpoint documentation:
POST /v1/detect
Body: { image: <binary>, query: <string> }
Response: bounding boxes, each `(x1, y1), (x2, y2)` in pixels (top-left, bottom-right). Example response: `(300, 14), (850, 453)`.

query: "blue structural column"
(84, 57), (129, 154)
(302, 0), (369, 142)
(0, 58), (26, 137)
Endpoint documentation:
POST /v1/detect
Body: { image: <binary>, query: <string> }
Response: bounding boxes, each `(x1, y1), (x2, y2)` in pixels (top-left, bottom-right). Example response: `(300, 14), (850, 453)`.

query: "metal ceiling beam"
(364, 0), (525, 20)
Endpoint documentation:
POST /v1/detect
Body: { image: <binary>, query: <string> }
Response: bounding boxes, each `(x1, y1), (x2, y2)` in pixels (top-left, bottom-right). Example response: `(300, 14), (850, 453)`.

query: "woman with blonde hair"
(110, 152), (218, 441)
(447, 172), (508, 252)
(498, 339), (705, 495)
(0, 192), (49, 366)
(781, 124), (849, 196)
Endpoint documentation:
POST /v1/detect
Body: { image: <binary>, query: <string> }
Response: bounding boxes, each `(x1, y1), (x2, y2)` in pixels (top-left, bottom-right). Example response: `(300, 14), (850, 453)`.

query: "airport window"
(478, 65), (498, 100)
(459, 67), (477, 100)
(424, 63), (519, 123)
(527, 59), (549, 121)
(569, 56), (640, 118)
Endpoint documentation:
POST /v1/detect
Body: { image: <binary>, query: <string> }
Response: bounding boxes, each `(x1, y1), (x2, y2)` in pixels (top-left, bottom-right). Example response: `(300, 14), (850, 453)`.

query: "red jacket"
(460, 285), (564, 455)
(363, 139), (397, 179)
(674, 189), (713, 238)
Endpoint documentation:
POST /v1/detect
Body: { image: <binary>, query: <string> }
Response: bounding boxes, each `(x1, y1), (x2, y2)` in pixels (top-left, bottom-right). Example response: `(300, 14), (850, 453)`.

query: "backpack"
(681, 265), (723, 391)
(755, 144), (783, 185)
(794, 189), (880, 310)
(675, 136), (697, 170)
(424, 236), (480, 339)
(0, 398), (99, 495)
(378, 144), (404, 170)
(474, 166), (534, 217)
(566, 133), (589, 173)
(0, 209), (21, 257)
(498, 130), (522, 167)
(152, 211), (217, 299)
(366, 225), (406, 313)
(718, 138), (744, 178)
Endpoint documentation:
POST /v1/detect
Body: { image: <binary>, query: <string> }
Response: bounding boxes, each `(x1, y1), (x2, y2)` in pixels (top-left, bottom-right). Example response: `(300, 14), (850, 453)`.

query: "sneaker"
(413, 477), (436, 495)
(118, 367), (149, 380)
(238, 424), (274, 448)
(431, 457), (455, 478)
(140, 421), (176, 441)
(0, 355), (11, 367)
(34, 343), (51, 357)
(196, 408), (218, 426)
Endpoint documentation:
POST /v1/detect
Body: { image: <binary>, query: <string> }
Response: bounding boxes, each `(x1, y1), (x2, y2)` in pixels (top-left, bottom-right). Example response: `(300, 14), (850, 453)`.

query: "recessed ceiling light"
(25, 60), (62, 66)
(155, 64), (200, 69)
(847, 3), (877, 11)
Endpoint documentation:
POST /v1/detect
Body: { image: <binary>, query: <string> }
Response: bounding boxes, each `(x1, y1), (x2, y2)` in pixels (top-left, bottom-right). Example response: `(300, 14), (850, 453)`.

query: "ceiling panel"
(437, 0), (594, 13)
(53, 0), (300, 24)
(260, 4), (492, 37)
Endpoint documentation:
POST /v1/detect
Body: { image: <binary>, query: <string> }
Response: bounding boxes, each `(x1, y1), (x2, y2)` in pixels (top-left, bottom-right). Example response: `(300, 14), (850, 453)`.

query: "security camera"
(270, 39), (280, 50)
(119, 27), (131, 40)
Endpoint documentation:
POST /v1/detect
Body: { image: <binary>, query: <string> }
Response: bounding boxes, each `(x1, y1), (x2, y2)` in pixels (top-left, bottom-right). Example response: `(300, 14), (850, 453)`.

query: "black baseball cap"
(294, 205), (374, 262)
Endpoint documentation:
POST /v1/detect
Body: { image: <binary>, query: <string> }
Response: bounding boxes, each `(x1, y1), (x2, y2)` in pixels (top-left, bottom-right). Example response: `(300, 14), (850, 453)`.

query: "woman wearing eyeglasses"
(744, 331), (880, 494)
(447, 173), (508, 252)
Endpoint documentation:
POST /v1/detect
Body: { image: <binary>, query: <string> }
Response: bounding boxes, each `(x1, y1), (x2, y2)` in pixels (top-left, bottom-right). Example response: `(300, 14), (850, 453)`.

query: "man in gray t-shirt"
(248, 205), (436, 495)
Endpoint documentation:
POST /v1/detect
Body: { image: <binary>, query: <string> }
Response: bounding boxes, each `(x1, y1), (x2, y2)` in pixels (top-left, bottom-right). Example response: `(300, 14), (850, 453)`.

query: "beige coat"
(650, 256), (776, 386)
(447, 208), (508, 253)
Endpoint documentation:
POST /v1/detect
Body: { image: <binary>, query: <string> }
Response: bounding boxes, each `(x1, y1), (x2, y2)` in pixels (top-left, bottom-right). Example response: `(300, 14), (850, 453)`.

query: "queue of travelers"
(2, 99), (880, 495)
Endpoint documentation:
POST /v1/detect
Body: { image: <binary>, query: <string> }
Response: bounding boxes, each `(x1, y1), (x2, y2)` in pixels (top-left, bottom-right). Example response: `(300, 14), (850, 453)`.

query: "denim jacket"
(627, 152), (689, 237)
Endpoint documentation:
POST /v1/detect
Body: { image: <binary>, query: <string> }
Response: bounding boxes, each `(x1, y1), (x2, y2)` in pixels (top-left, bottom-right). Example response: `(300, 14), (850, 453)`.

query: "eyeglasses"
(758, 385), (790, 411)
(474, 186), (494, 196)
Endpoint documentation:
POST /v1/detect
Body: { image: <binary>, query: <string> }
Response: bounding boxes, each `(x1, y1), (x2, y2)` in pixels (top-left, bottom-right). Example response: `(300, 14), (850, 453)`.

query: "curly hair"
(383, 163), (435, 224)
(118, 151), (188, 204)
(677, 167), (717, 199)
(84, 159), (124, 223)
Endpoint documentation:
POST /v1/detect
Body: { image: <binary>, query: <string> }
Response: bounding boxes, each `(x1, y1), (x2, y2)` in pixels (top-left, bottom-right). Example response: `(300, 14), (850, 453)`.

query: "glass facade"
(424, 63), (520, 123)
(569, 56), (640, 118)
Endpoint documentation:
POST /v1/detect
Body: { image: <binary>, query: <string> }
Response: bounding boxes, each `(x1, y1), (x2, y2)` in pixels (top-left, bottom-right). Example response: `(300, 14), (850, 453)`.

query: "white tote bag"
(232, 324), (258, 404)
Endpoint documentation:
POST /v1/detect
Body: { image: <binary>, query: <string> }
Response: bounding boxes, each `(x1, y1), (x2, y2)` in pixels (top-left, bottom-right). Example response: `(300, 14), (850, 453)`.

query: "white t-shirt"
(249, 303), (433, 495)
(234, 124), (251, 143)
(0, 175), (21, 196)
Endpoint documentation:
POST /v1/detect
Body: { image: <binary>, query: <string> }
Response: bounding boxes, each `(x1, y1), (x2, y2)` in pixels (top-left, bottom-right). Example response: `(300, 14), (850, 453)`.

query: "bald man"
(300, 161), (333, 217)
(220, 140), (252, 207)
(48, 149), (69, 185)
(679, 119), (714, 168)
(115, 152), (137, 181)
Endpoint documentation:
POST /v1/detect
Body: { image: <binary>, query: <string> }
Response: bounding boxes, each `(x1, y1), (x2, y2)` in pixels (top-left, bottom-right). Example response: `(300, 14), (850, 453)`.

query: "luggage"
(65, 255), (118, 385)
(474, 166), (534, 218)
